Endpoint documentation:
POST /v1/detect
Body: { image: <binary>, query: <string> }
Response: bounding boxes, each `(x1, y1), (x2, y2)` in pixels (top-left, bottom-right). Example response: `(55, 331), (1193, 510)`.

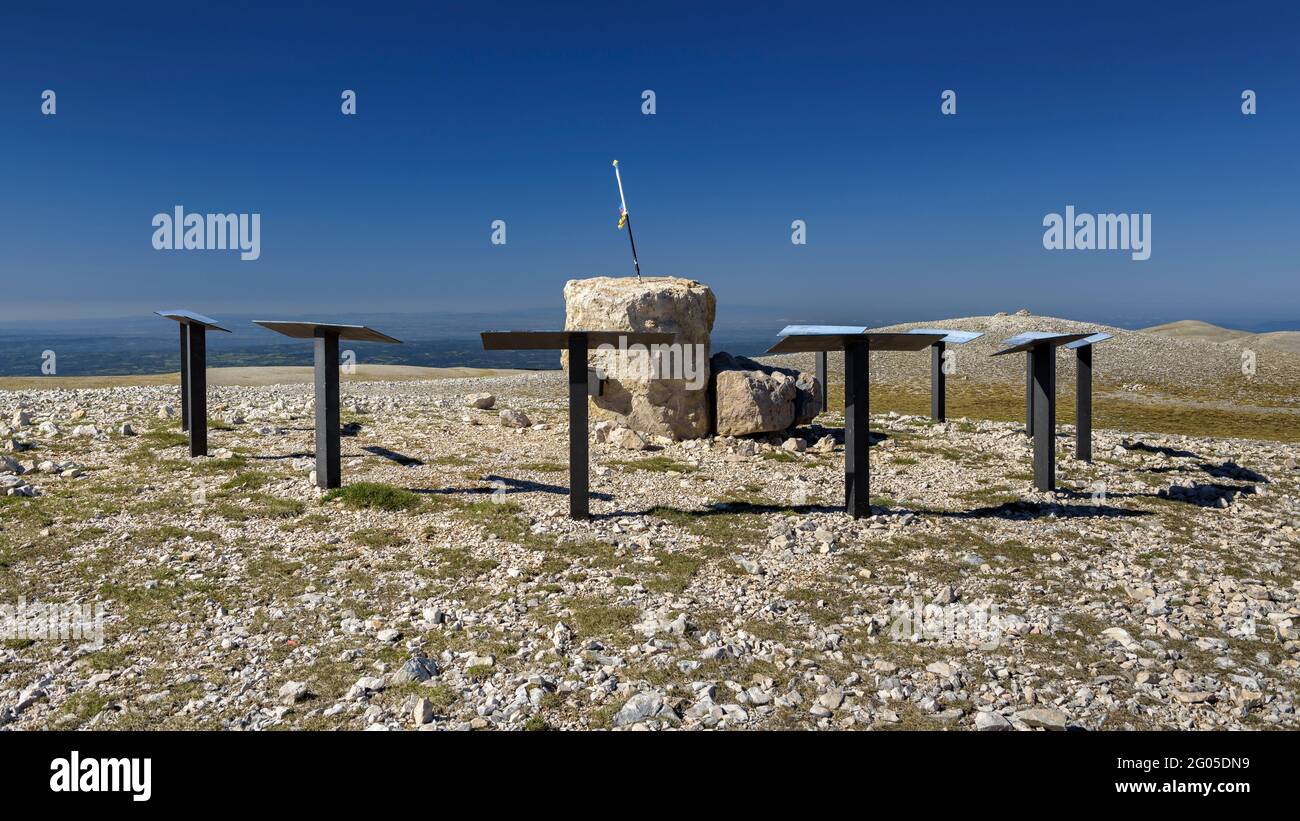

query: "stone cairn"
(562, 276), (818, 439)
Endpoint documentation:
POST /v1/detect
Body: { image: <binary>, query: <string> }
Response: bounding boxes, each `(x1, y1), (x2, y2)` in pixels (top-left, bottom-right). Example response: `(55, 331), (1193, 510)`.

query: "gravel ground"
(0, 333), (1297, 731)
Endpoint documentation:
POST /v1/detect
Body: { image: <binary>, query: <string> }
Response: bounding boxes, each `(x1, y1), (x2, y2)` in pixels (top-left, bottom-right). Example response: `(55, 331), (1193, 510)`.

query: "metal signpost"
(481, 330), (672, 519)
(155, 310), (231, 457)
(1064, 332), (1113, 462)
(767, 328), (944, 518)
(252, 321), (402, 488)
(906, 329), (984, 422)
(991, 332), (1092, 491)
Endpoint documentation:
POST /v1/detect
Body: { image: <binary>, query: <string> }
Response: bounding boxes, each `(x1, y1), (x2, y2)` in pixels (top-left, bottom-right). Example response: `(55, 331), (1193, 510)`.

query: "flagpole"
(613, 160), (642, 281)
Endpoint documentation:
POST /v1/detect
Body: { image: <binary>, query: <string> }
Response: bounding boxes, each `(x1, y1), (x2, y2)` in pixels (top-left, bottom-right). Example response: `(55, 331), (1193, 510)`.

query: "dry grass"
(821, 382), (1300, 443)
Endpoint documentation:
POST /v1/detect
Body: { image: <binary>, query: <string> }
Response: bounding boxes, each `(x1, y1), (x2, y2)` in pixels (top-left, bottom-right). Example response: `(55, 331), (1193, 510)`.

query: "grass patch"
(322, 482), (423, 512)
(136, 525), (219, 545)
(607, 456), (696, 473)
(644, 550), (703, 594)
(247, 555), (307, 595)
(431, 547), (500, 579)
(761, 450), (800, 463)
(139, 429), (189, 449)
(450, 501), (557, 551)
(647, 504), (770, 554)
(0, 496), (57, 527)
(561, 597), (638, 642)
(429, 455), (474, 467)
(221, 471), (273, 491)
(518, 462), (567, 473)
(844, 383), (1300, 444)
(215, 494), (305, 521)
(351, 527), (405, 548)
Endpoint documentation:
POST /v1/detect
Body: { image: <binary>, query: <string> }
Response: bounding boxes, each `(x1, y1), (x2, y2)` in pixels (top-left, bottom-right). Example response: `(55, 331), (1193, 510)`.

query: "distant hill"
(1252, 331), (1300, 354)
(1138, 320), (1254, 343)
(1139, 319), (1300, 353)
(760, 311), (1300, 394)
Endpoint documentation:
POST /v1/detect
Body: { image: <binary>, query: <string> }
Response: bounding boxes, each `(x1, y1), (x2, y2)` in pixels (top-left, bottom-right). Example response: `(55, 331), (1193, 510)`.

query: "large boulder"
(563, 276), (715, 440)
(711, 352), (819, 436)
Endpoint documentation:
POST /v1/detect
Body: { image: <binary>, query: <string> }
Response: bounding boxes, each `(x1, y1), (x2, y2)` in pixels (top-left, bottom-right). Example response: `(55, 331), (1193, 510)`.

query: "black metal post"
(184, 324), (207, 457)
(179, 322), (191, 432)
(844, 339), (870, 518)
(1025, 353), (1034, 437)
(1031, 345), (1056, 491)
(1076, 344), (1093, 462)
(930, 341), (946, 422)
(313, 330), (341, 489)
(815, 351), (828, 414)
(568, 333), (589, 519)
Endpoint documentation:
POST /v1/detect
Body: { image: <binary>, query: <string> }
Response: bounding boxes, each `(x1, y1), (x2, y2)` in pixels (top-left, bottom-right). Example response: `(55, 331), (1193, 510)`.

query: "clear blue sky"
(2, 1), (1296, 328)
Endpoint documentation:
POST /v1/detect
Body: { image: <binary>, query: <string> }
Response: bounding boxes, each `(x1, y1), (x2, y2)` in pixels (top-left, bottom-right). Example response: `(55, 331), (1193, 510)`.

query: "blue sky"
(1, 1), (1297, 328)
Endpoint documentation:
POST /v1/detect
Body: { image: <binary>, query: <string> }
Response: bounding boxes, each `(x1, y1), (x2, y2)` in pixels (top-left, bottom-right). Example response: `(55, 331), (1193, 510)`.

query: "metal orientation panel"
(764, 327), (944, 518)
(776, 324), (869, 336)
(156, 310), (233, 333)
(156, 309), (229, 457)
(253, 321), (403, 344)
(767, 332), (944, 354)
(991, 332), (1091, 356)
(251, 320), (400, 489)
(480, 328), (673, 520)
(990, 329), (1104, 489)
(907, 328), (984, 345)
(1064, 332), (1113, 349)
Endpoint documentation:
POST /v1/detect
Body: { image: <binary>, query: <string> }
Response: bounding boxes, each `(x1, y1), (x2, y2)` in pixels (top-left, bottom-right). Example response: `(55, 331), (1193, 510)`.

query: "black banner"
(0, 730), (1285, 808)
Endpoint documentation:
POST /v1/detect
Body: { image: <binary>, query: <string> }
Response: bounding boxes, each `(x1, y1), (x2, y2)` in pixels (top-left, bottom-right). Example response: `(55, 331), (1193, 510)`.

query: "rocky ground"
(1, 333), (1298, 731)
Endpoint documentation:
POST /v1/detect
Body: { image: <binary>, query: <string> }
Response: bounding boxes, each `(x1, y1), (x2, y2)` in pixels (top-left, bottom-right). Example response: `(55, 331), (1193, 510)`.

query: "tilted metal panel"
(908, 328), (984, 344)
(252, 321), (402, 344)
(777, 324), (870, 336)
(1064, 332), (1114, 349)
(991, 332), (1092, 356)
(767, 332), (944, 354)
(156, 310), (232, 333)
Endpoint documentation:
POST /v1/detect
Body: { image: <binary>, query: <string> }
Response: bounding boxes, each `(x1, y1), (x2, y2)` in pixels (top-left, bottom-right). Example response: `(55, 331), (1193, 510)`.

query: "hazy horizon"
(3, 301), (1298, 378)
